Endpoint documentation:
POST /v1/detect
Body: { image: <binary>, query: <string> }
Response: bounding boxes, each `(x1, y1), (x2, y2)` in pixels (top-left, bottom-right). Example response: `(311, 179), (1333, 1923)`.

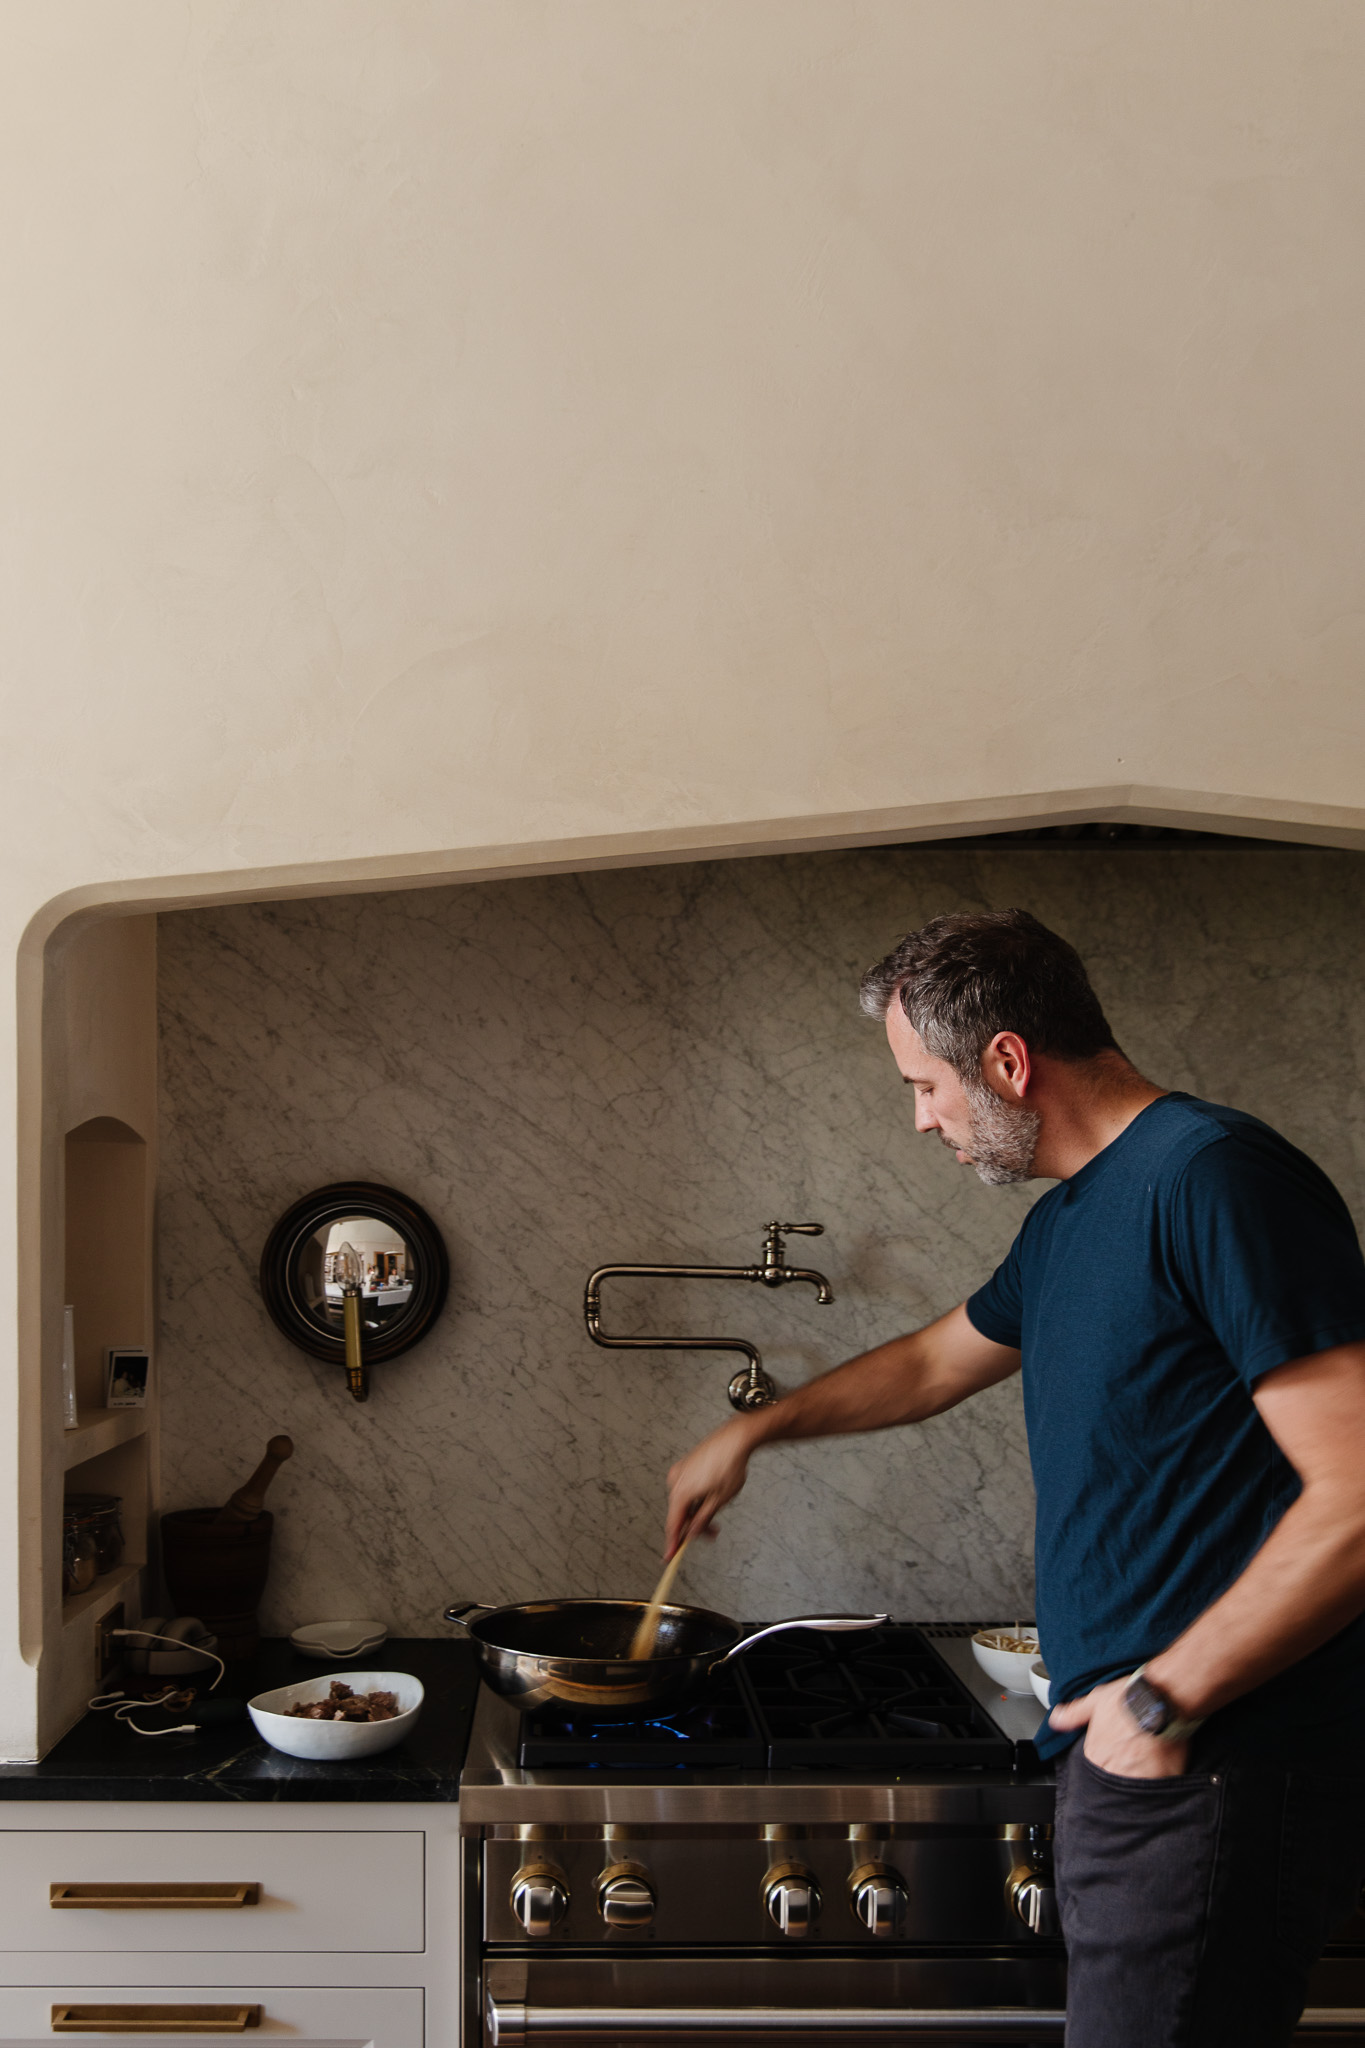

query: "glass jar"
(64, 1493), (123, 1577)
(61, 1517), (98, 1597)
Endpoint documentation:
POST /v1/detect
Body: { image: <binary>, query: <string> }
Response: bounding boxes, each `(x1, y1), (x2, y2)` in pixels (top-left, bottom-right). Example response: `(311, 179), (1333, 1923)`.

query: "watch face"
(1125, 1676), (1170, 1736)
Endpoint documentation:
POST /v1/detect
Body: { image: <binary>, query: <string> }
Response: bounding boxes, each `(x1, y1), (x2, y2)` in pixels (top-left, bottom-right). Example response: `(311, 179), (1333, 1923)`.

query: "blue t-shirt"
(965, 1093), (1365, 1759)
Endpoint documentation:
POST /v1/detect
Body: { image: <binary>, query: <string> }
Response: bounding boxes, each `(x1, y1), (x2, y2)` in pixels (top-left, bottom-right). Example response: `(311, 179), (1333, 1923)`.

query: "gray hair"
(859, 908), (1120, 1080)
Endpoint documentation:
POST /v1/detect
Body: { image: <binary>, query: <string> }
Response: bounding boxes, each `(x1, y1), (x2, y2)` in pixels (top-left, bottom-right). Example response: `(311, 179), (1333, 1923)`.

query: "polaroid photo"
(105, 1347), (150, 1410)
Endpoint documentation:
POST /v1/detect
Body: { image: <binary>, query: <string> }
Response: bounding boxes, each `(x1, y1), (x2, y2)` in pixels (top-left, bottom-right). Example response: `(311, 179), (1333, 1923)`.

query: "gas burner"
(518, 1667), (765, 1768)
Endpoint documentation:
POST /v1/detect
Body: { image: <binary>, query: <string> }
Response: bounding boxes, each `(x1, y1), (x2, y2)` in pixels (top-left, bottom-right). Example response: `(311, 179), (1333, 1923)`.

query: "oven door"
(484, 1958), (1365, 2045)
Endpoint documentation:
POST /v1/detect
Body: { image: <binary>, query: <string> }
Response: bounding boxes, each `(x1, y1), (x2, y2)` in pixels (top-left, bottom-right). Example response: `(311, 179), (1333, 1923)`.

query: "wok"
(443, 1598), (889, 1717)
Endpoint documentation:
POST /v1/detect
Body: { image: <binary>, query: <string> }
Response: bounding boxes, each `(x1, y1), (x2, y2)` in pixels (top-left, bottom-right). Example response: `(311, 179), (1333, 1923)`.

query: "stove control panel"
(486, 1834), (1056, 1947)
(849, 1861), (908, 1938)
(763, 1862), (820, 1938)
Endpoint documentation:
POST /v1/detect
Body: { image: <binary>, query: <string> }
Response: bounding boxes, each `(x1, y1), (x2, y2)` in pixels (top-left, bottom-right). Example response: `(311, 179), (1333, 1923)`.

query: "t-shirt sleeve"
(966, 1228), (1026, 1350)
(1172, 1130), (1365, 1387)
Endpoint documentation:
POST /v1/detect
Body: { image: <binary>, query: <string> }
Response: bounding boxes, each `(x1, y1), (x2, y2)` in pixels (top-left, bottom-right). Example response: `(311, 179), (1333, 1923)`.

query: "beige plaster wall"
(2, 1), (1365, 1750)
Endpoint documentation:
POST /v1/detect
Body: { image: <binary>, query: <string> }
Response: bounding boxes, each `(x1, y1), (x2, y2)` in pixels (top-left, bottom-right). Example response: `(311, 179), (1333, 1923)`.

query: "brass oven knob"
(764, 1862), (820, 1938)
(597, 1862), (656, 1929)
(849, 1861), (907, 1938)
(1006, 1863), (1059, 1936)
(511, 1863), (569, 1939)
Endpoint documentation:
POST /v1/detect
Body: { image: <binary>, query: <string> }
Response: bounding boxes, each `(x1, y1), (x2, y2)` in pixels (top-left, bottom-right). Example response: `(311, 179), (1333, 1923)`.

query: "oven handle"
(486, 1995), (1067, 2041)
(486, 1998), (1365, 2044)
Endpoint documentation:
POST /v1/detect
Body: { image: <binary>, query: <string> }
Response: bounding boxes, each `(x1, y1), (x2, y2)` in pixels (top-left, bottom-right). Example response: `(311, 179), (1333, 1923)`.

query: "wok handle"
(717, 1613), (889, 1662)
(445, 1602), (495, 1629)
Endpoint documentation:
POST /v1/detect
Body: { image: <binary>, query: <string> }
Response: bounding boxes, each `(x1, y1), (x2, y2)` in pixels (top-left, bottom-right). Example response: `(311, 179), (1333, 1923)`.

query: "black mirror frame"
(259, 1181), (449, 1367)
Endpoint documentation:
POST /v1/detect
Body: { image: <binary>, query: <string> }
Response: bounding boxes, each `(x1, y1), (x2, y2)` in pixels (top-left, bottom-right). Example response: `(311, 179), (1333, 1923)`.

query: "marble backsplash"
(156, 845), (1365, 1636)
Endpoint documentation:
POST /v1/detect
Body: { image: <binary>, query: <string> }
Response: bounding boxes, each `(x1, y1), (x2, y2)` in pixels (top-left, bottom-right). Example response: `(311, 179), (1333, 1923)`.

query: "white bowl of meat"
(1029, 1657), (1052, 1709)
(970, 1627), (1041, 1695)
(248, 1671), (424, 1760)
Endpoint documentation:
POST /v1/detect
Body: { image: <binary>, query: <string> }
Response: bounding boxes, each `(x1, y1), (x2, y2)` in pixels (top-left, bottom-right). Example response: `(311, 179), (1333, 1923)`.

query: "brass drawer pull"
(51, 2005), (262, 2034)
(50, 1881), (261, 1909)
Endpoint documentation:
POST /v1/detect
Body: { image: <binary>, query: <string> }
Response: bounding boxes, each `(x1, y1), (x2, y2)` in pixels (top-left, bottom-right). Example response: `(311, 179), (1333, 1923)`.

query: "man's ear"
(982, 1031), (1032, 1101)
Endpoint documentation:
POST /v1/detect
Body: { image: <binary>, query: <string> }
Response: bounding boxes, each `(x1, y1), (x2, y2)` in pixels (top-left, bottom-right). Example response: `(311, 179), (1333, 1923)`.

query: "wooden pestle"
(214, 1435), (294, 1526)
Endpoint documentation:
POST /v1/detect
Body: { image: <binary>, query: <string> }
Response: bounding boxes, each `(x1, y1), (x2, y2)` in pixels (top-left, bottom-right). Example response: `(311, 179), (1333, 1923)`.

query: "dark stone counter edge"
(0, 1638), (480, 1802)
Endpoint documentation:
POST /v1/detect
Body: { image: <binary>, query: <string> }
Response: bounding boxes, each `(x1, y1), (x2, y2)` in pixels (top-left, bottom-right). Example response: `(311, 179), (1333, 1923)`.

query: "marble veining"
(157, 847), (1365, 1636)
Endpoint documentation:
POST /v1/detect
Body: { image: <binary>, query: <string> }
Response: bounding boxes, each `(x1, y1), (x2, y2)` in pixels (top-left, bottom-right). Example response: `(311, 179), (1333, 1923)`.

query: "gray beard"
(954, 1075), (1042, 1186)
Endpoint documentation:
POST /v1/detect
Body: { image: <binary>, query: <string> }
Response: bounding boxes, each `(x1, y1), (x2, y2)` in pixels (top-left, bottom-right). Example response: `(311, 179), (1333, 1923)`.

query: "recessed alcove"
(60, 1117), (153, 1634)
(32, 912), (160, 1754)
(64, 1118), (147, 1415)
(148, 828), (1365, 1645)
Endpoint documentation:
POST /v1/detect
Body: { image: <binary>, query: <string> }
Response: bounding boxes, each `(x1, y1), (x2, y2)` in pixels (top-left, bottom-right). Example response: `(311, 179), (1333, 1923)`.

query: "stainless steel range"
(459, 1623), (1365, 2043)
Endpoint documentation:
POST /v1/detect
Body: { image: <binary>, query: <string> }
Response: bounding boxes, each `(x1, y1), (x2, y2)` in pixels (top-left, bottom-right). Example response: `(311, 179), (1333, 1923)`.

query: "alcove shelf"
(61, 1562), (142, 1630)
(61, 1408), (148, 1471)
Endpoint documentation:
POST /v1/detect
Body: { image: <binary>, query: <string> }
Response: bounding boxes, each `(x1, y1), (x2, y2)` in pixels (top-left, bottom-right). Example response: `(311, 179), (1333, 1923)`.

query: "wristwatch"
(1123, 1666), (1204, 1743)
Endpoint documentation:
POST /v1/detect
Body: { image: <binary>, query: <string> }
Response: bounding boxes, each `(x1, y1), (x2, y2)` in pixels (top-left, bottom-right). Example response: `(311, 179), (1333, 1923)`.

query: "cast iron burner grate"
(515, 1625), (1017, 1770)
(743, 1626), (1014, 1768)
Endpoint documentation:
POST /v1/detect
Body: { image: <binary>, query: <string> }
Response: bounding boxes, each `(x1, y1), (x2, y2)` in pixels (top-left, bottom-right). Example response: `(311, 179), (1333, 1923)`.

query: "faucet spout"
(780, 1266), (835, 1305)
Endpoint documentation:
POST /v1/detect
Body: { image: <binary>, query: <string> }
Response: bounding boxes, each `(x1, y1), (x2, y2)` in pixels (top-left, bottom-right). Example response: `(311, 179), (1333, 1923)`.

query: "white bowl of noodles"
(970, 1627), (1041, 1695)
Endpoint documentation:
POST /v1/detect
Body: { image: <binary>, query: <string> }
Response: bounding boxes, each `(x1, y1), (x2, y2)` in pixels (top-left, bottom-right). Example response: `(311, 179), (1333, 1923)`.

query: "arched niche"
(64, 1116), (148, 1416)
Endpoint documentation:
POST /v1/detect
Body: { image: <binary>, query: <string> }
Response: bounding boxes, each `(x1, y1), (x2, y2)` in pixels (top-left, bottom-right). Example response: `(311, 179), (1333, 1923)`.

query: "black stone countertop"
(0, 1639), (480, 1802)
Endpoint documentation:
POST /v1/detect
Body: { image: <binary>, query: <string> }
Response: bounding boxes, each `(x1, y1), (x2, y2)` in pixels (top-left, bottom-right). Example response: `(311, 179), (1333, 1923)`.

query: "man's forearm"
(1147, 1482), (1365, 1721)
(739, 1305), (1015, 1453)
(664, 1304), (1018, 1554)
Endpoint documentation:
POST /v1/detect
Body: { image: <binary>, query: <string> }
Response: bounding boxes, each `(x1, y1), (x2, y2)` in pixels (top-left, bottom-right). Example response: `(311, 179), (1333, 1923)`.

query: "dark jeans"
(1055, 1737), (1365, 2047)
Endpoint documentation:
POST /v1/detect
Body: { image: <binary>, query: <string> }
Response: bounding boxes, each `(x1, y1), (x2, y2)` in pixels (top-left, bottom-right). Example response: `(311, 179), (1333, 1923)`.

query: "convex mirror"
(260, 1183), (449, 1400)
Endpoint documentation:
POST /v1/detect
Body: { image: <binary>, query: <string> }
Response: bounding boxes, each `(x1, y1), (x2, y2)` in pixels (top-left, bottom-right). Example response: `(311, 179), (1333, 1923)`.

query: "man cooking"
(663, 908), (1365, 2048)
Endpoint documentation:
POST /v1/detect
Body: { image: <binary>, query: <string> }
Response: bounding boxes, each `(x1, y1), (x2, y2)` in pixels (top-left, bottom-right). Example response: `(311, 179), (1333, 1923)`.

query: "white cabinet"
(0, 1830), (424, 1952)
(0, 1981), (422, 2043)
(0, 1803), (463, 2048)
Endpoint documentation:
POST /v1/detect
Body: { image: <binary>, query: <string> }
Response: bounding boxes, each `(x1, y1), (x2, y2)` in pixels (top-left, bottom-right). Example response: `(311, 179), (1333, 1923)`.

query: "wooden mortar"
(159, 1509), (275, 1662)
(161, 1434), (294, 1660)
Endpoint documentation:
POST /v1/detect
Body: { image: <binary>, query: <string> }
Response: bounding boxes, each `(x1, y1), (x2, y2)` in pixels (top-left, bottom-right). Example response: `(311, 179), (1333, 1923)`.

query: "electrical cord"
(87, 1626), (226, 1737)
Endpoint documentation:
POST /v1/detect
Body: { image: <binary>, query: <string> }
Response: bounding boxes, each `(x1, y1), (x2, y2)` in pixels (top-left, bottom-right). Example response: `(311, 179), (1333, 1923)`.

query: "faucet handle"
(770, 1222), (823, 1237)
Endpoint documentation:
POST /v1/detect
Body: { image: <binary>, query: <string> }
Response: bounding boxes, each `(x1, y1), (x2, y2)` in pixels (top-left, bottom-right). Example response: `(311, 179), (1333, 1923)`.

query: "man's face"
(885, 1004), (977, 1158)
(884, 1004), (1040, 1186)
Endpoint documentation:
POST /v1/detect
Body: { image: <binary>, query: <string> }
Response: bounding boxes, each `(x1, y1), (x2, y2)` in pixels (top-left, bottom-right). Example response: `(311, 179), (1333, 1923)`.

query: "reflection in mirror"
(296, 1217), (420, 1340)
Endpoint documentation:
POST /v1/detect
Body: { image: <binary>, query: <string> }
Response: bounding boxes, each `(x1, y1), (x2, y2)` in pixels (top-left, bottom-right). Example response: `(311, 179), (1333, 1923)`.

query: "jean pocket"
(1079, 1752), (1212, 1792)
(1276, 1773), (1365, 1957)
(1058, 1750), (1222, 1946)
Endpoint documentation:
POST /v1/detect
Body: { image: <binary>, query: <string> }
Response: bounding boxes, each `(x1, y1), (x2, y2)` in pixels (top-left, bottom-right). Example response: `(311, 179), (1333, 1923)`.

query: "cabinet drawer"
(0, 1983), (421, 2043)
(0, 1834), (423, 1952)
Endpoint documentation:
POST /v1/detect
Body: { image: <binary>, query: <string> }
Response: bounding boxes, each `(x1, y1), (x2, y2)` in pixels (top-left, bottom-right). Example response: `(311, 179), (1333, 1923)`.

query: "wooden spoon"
(628, 1536), (691, 1661)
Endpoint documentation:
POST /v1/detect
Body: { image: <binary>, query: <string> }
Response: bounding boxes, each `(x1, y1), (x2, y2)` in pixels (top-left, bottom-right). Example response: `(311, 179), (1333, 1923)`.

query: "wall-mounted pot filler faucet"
(584, 1221), (834, 1412)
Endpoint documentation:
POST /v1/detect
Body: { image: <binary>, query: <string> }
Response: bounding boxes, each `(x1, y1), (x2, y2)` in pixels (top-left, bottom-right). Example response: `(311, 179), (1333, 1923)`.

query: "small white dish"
(970, 1627), (1041, 1694)
(1029, 1657), (1052, 1709)
(290, 1619), (389, 1661)
(248, 1670), (423, 1761)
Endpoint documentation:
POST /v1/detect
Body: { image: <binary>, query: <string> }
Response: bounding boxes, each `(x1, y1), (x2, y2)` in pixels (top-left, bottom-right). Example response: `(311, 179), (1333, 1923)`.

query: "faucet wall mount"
(584, 1222), (835, 1413)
